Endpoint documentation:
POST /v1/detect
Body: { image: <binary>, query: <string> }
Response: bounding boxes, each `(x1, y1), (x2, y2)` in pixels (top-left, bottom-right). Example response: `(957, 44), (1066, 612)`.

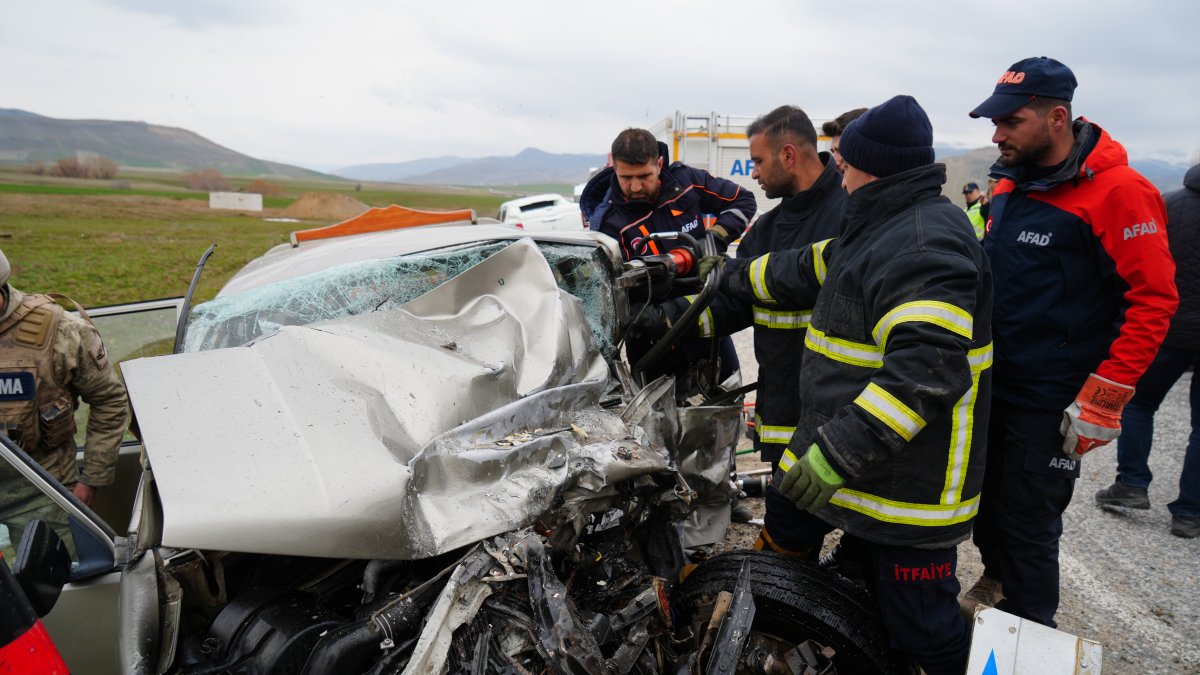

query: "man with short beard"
(962, 57), (1178, 628)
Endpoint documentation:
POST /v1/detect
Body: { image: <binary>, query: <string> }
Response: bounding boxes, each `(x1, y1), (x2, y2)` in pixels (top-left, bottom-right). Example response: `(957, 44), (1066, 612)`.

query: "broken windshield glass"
(182, 240), (616, 355)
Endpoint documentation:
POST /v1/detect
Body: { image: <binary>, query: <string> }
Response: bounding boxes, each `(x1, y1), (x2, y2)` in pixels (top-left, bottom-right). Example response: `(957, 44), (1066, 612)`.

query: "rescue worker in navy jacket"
(963, 57), (1178, 627)
(0, 248), (129, 509)
(713, 96), (992, 675)
(629, 105), (846, 493)
(580, 128), (756, 388)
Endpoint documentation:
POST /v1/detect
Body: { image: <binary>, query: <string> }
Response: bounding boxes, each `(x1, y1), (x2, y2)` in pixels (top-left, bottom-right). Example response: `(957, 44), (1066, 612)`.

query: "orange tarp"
(290, 205), (477, 246)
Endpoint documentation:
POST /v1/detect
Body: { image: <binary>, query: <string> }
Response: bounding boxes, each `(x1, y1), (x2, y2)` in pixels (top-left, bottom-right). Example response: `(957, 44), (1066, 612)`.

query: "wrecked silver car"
(1, 215), (911, 674)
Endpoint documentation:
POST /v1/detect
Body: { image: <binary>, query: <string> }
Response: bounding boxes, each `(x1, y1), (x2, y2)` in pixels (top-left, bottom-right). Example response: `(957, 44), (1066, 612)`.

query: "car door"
(0, 436), (122, 674)
(71, 298), (183, 533)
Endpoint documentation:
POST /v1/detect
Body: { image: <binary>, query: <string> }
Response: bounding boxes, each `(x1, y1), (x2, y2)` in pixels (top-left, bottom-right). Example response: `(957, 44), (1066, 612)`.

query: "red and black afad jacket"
(983, 120), (1178, 409)
(583, 142), (756, 260)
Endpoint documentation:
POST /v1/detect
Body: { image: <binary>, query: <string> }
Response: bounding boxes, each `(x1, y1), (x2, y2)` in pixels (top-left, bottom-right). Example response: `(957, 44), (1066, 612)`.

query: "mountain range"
(0, 108), (1189, 191)
(334, 148), (607, 186)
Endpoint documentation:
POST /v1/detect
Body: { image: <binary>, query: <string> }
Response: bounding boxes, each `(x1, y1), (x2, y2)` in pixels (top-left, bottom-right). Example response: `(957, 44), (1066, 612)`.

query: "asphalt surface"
(727, 329), (1199, 674)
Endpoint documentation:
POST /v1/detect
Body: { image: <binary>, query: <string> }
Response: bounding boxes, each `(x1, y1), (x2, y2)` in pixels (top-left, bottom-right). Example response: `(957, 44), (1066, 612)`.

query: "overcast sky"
(5, 1), (1197, 172)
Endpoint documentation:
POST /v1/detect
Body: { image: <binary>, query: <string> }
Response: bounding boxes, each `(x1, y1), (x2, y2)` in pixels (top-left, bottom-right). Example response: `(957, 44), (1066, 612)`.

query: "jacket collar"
(989, 118), (1124, 192)
(841, 163), (947, 237)
(779, 153), (843, 213)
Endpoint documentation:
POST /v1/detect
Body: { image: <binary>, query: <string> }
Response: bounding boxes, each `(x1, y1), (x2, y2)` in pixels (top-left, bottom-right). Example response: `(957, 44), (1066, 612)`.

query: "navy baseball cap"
(963, 182), (979, 193)
(969, 57), (1077, 119)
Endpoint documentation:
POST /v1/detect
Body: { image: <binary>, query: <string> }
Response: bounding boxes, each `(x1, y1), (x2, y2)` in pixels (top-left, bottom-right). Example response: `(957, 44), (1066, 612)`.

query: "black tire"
(676, 550), (916, 675)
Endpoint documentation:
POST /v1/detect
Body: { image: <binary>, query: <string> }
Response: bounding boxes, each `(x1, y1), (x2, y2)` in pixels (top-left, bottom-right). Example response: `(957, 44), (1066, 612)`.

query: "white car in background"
(497, 193), (584, 231)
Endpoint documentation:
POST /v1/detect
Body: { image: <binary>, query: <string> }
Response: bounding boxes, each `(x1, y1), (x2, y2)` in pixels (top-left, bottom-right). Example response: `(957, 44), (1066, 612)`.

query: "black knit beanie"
(837, 95), (934, 178)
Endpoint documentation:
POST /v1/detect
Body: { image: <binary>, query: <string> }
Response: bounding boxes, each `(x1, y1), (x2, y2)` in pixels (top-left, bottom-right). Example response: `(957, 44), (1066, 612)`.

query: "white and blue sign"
(0, 372), (35, 401)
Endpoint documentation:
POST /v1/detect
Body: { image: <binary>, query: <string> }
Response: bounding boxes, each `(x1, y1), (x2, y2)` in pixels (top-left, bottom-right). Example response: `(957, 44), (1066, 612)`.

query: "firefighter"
(0, 248), (128, 552)
(964, 56), (1178, 627)
(710, 95), (992, 675)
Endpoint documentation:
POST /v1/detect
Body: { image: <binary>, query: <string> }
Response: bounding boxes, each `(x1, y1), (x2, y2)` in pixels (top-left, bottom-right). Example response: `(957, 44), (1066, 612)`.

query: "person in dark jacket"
(580, 128), (756, 390)
(714, 95), (991, 675)
(1095, 163), (1200, 538)
(964, 57), (1178, 626)
(630, 106), (847, 529)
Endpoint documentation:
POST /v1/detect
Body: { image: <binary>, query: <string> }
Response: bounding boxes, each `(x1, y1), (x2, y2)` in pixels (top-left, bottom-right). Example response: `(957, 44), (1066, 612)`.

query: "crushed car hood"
(123, 239), (670, 559)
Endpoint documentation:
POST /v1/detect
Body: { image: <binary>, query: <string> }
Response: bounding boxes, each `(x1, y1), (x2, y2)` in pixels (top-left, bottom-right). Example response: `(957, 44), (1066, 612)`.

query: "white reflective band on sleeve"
(753, 306), (812, 330)
(779, 448), (799, 472)
(830, 489), (980, 526)
(873, 301), (974, 349)
(813, 239), (832, 286)
(968, 342), (993, 372)
(750, 253), (775, 303)
(804, 328), (883, 368)
(755, 414), (796, 444)
(854, 382), (926, 442)
(943, 342), (994, 504)
(684, 295), (714, 338)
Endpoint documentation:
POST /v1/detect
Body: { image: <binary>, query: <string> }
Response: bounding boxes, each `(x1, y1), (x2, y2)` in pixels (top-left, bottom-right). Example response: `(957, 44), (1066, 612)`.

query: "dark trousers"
(762, 489), (969, 675)
(1115, 346), (1200, 517)
(974, 399), (1077, 628)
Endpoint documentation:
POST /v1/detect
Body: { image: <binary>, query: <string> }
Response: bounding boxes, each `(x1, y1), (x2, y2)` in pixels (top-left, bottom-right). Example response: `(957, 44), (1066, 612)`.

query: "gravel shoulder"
(721, 329), (1199, 674)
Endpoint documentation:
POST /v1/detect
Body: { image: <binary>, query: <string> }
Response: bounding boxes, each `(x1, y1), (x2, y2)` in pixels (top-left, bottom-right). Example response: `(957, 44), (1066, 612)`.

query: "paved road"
(728, 329), (1198, 674)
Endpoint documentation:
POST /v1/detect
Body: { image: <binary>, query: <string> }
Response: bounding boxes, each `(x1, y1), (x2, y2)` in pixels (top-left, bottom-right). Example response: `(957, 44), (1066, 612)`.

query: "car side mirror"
(12, 520), (72, 617)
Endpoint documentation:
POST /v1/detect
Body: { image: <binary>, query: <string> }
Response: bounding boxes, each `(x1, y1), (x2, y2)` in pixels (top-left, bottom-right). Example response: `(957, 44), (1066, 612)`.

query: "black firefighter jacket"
(724, 163), (993, 548)
(673, 154), (846, 463)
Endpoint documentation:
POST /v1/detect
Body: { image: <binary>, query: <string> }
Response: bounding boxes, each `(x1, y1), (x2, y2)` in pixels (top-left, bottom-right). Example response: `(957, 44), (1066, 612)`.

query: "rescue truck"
(648, 110), (833, 215)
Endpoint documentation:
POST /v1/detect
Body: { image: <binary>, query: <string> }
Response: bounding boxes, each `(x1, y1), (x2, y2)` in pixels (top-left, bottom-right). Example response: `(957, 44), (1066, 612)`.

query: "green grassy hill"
(0, 108), (333, 179)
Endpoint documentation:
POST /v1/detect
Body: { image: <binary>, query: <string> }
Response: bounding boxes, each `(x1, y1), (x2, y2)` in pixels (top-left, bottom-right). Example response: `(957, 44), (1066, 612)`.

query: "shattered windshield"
(182, 240), (616, 355)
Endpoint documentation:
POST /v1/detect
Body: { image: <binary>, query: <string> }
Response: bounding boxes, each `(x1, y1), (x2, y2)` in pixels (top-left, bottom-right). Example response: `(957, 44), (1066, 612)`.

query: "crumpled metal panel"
(123, 239), (659, 559)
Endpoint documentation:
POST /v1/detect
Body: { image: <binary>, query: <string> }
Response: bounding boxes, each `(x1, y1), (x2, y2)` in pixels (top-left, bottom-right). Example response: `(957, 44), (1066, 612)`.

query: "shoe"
(1095, 481), (1150, 510)
(959, 576), (1003, 621)
(1170, 515), (1200, 538)
(730, 499), (754, 523)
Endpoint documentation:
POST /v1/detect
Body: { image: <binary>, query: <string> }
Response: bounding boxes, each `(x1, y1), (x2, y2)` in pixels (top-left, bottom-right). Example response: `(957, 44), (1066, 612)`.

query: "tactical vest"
(0, 294), (79, 479)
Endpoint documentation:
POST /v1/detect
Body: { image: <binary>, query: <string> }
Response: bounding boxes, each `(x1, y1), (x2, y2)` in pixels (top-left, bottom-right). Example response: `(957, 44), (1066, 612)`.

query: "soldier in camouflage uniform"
(0, 248), (128, 558)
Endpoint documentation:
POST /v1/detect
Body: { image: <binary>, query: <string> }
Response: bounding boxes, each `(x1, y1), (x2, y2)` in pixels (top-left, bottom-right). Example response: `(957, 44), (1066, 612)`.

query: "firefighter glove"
(697, 254), (725, 281)
(629, 302), (673, 339)
(1060, 373), (1136, 459)
(777, 443), (845, 513)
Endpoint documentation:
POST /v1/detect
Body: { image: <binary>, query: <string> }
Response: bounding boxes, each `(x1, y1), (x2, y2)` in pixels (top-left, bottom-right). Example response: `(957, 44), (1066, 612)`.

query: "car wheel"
(676, 550), (917, 674)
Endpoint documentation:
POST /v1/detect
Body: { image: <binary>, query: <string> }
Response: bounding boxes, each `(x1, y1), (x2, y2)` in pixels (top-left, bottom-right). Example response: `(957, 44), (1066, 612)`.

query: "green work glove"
(778, 444), (845, 513)
(697, 254), (725, 281)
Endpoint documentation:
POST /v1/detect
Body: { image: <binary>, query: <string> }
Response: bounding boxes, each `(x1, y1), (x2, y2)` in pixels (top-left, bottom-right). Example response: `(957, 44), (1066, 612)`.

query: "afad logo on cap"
(997, 70), (1027, 85)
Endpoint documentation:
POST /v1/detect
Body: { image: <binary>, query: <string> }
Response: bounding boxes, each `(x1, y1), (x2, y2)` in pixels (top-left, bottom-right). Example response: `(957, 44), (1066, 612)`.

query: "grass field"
(0, 170), (558, 306)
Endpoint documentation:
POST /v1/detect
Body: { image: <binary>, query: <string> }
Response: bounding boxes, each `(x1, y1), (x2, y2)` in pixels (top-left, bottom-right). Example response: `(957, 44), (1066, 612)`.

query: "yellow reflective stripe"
(943, 341), (993, 504)
(854, 382), (926, 442)
(804, 327), (883, 368)
(754, 414), (795, 444)
(683, 295), (714, 338)
(752, 306), (811, 330)
(830, 489), (979, 526)
(750, 253), (775, 303)
(968, 342), (993, 372)
(779, 447), (799, 472)
(873, 301), (974, 350)
(813, 239), (832, 286)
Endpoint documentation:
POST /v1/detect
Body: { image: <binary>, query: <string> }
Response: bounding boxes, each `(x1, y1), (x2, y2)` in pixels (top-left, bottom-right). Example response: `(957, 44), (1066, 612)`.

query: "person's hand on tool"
(697, 254), (725, 281)
(1060, 372), (1136, 460)
(777, 443), (845, 513)
(629, 303), (673, 339)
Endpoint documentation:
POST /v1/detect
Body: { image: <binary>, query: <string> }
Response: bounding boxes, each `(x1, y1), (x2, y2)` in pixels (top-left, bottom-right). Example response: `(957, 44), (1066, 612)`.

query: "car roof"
(499, 193), (570, 209)
(218, 219), (620, 298)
